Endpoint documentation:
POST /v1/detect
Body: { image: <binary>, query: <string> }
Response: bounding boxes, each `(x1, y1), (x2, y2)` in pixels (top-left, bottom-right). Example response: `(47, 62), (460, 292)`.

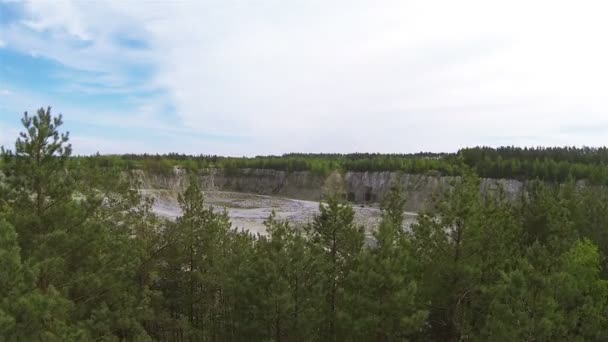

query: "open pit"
(142, 189), (418, 235)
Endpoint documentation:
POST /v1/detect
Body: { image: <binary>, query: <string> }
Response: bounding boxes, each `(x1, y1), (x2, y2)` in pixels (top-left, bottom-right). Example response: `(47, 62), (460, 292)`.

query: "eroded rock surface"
(134, 168), (524, 212)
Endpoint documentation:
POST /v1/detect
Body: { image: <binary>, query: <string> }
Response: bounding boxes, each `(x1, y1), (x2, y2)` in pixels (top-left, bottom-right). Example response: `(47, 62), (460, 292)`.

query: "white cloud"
(4, 0), (608, 154)
(141, 0), (608, 153)
(21, 0), (90, 40)
(1, 1), (157, 93)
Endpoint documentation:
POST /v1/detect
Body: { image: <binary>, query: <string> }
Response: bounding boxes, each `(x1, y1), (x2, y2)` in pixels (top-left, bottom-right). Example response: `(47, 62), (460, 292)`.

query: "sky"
(1, 0), (608, 156)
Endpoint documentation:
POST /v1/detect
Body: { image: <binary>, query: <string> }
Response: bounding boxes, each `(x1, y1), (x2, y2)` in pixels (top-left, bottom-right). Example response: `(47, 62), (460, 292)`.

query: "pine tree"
(481, 240), (608, 341)
(241, 212), (324, 341)
(155, 177), (232, 340)
(237, 213), (295, 340)
(221, 225), (279, 340)
(1, 108), (74, 259)
(344, 186), (427, 340)
(1, 108), (154, 340)
(411, 173), (523, 340)
(310, 195), (364, 340)
(0, 215), (86, 340)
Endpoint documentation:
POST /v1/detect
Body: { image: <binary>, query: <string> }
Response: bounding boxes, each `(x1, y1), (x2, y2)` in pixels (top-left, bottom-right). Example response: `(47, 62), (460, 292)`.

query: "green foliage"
(1, 108), (156, 340)
(309, 195), (365, 340)
(227, 213), (321, 340)
(150, 177), (233, 340)
(411, 173), (525, 340)
(3, 108), (608, 341)
(460, 146), (608, 184)
(343, 186), (427, 340)
(481, 240), (608, 341)
(64, 146), (608, 186)
(69, 152), (459, 178)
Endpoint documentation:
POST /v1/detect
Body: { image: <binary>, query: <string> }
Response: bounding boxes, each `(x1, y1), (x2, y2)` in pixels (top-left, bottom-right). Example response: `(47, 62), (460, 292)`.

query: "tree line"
(69, 146), (608, 186)
(459, 146), (608, 183)
(1, 108), (608, 340)
(74, 152), (457, 178)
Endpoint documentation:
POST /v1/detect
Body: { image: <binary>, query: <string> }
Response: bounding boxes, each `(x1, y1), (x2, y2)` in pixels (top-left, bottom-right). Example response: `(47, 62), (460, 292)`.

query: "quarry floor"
(142, 190), (417, 235)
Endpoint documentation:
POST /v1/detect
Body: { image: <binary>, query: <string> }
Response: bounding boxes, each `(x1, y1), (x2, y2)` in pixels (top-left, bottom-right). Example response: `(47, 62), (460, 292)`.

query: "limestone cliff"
(132, 168), (525, 212)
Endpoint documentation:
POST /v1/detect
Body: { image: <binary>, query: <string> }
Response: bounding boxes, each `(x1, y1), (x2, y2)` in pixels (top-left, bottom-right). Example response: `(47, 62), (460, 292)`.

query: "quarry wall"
(132, 168), (524, 212)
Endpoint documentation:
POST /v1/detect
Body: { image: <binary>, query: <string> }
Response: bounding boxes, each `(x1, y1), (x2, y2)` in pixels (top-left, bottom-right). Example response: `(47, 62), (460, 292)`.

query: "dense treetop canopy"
(2, 108), (608, 341)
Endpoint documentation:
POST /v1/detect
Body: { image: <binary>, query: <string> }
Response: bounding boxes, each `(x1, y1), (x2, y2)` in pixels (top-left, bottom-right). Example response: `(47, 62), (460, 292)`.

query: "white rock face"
(133, 168), (525, 212)
(134, 168), (527, 233)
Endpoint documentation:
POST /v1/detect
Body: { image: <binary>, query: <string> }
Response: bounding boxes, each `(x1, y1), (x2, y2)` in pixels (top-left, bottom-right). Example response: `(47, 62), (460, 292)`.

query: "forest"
(77, 145), (608, 186)
(2, 108), (608, 341)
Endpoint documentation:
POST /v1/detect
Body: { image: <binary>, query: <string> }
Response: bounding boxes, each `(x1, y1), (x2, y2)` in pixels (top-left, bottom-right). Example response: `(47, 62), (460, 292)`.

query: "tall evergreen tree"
(310, 195), (364, 340)
(344, 186), (427, 340)
(1, 108), (73, 258)
(1, 108), (155, 340)
(154, 178), (232, 340)
(411, 173), (522, 341)
(242, 212), (324, 341)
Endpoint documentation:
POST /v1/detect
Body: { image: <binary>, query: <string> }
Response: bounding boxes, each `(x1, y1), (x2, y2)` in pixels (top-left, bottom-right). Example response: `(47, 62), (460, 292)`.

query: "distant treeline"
(75, 152), (458, 177)
(74, 146), (608, 184)
(460, 146), (608, 183)
(4, 108), (608, 341)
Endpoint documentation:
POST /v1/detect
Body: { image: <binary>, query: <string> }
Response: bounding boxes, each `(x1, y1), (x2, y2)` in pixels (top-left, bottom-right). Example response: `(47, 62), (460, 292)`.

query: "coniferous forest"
(3, 108), (608, 341)
(79, 144), (608, 185)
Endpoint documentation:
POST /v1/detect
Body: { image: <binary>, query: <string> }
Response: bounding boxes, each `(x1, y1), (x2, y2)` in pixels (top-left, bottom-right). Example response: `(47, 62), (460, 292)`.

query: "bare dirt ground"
(142, 190), (417, 235)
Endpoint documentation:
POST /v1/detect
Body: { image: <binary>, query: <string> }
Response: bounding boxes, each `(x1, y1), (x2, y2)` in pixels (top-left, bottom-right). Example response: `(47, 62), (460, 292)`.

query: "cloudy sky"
(1, 0), (608, 155)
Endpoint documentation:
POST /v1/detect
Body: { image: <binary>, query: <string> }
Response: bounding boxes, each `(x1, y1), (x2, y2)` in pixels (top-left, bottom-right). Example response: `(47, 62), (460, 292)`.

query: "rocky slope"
(133, 168), (524, 212)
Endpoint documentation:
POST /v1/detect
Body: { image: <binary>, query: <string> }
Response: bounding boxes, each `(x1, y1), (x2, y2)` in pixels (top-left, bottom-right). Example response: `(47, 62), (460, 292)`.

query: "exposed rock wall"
(132, 168), (525, 212)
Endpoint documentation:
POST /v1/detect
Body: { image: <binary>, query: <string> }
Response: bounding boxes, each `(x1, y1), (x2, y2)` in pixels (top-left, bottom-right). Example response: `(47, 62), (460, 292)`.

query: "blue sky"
(2, 1), (608, 155)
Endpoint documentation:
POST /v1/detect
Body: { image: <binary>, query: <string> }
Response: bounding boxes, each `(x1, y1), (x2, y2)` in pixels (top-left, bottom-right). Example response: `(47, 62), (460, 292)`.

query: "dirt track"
(143, 190), (417, 235)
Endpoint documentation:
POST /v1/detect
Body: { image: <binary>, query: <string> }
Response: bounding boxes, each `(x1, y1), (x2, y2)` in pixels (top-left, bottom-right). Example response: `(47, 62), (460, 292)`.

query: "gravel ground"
(141, 190), (417, 235)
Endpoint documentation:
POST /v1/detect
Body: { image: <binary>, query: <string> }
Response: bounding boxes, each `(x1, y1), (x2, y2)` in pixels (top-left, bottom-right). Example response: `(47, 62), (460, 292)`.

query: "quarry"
(137, 167), (523, 233)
